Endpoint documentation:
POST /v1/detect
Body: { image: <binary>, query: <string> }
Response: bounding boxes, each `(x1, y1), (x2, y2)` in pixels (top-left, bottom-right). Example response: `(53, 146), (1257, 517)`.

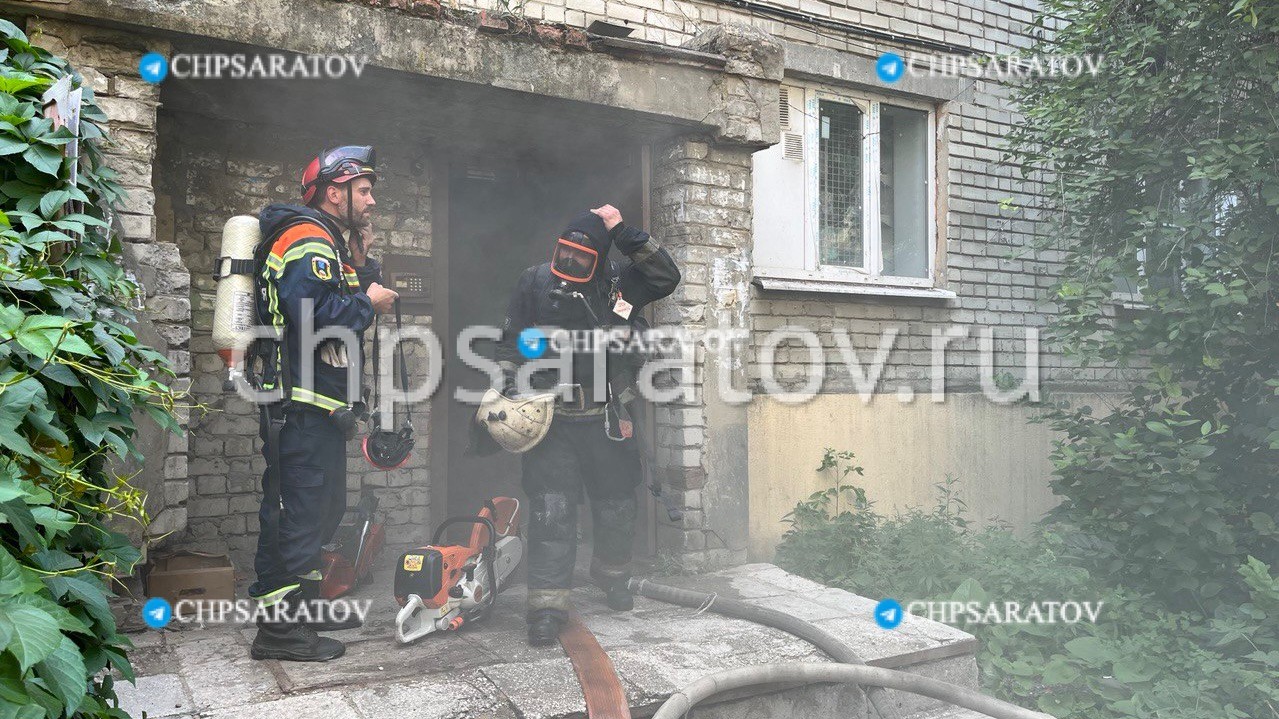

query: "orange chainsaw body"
(394, 497), (523, 643)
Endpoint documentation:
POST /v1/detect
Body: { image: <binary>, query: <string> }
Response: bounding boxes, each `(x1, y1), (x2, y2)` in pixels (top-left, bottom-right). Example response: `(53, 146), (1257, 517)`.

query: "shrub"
(0, 19), (183, 719)
(775, 451), (1279, 718)
(1009, 0), (1279, 605)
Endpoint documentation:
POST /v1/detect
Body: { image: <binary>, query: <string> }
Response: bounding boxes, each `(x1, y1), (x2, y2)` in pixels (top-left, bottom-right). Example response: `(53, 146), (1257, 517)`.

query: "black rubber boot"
(603, 581), (634, 612)
(527, 609), (565, 647)
(298, 579), (362, 632)
(250, 618), (345, 662)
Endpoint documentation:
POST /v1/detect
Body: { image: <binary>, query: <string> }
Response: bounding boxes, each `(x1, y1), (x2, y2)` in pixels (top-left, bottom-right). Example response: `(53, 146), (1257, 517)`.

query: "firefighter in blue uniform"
(247, 146), (398, 662)
(495, 205), (680, 646)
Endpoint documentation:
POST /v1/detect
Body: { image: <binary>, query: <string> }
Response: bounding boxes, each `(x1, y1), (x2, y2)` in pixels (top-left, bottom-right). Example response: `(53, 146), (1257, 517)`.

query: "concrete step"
(903, 706), (991, 719)
(115, 563), (993, 719)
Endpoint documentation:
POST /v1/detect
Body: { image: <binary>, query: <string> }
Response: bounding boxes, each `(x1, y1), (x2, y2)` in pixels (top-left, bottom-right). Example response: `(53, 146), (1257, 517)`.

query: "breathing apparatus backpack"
(210, 213), (320, 402)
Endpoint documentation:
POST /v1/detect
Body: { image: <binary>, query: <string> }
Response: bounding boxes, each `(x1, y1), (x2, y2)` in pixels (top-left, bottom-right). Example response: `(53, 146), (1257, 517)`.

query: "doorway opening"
(432, 144), (657, 563)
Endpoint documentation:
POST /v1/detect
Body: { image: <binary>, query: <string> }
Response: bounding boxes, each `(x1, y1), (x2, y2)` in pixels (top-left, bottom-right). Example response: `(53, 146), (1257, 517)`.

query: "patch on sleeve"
(311, 256), (333, 282)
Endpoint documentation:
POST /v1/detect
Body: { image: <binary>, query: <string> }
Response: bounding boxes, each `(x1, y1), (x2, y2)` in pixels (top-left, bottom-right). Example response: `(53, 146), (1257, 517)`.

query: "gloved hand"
(609, 223), (651, 256)
(319, 341), (350, 368)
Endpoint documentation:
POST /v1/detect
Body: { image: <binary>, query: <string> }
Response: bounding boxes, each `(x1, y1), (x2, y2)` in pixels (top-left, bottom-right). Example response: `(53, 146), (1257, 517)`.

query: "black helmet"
(363, 425), (414, 470)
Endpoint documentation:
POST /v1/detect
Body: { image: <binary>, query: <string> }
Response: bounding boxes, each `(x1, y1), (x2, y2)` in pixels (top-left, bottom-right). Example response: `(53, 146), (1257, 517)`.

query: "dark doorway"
(437, 146), (649, 557)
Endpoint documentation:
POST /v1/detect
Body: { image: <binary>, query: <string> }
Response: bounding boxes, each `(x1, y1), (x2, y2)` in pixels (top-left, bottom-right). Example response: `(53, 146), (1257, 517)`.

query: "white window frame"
(753, 83), (941, 296)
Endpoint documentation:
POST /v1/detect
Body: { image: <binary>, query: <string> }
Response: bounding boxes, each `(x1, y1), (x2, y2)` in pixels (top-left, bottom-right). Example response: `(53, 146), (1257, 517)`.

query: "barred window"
(753, 85), (938, 292)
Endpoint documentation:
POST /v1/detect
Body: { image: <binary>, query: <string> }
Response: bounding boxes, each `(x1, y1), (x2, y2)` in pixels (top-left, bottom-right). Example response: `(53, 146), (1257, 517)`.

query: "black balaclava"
(551, 211), (611, 285)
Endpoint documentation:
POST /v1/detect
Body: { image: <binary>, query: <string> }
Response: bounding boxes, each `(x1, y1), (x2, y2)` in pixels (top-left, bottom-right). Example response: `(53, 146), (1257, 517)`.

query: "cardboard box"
(146, 551), (235, 605)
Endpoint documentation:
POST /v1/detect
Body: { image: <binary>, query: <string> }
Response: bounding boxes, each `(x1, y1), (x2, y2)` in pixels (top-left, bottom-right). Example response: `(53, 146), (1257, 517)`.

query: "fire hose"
(629, 578), (1054, 719)
(652, 663), (1054, 719)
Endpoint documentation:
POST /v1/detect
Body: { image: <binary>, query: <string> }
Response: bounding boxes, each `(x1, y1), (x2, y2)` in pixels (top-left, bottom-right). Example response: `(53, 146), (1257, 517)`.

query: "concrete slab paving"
(201, 689), (362, 719)
(480, 657), (587, 719)
(345, 672), (514, 719)
(113, 673), (192, 719)
(114, 563), (982, 719)
(172, 630), (284, 711)
(273, 631), (494, 694)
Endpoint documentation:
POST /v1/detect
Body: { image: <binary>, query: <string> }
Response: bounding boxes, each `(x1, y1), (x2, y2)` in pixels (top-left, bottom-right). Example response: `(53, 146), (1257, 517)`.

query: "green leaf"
(31, 506), (77, 535)
(1063, 636), (1115, 665)
(1, 603), (60, 671)
(0, 74), (45, 95)
(5, 594), (90, 637)
(54, 333), (94, 357)
(91, 325), (124, 365)
(0, 652), (29, 704)
(0, 500), (42, 551)
(29, 550), (78, 573)
(0, 546), (22, 595)
(38, 189), (68, 219)
(0, 134), (26, 156)
(34, 635), (87, 716)
(1112, 656), (1160, 683)
(21, 143), (61, 177)
(949, 577), (988, 604)
(43, 574), (112, 629)
(0, 609), (11, 657)
(1040, 657), (1082, 685)
(0, 19), (28, 42)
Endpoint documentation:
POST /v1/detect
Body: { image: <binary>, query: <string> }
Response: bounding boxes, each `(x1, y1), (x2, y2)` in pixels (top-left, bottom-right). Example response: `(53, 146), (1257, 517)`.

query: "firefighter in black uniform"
(496, 205), (680, 646)
(248, 146), (398, 662)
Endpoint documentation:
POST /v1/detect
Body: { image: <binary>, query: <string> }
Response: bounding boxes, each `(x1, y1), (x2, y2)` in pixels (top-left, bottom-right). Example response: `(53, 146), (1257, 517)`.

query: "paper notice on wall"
(40, 76), (84, 228)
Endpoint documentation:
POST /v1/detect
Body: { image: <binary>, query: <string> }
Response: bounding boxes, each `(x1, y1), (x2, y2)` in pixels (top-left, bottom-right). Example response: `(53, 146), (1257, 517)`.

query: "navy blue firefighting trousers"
(249, 406), (348, 603)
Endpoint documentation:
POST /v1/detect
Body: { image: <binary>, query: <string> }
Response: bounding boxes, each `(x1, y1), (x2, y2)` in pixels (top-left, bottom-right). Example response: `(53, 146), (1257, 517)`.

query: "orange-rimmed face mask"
(551, 236), (599, 283)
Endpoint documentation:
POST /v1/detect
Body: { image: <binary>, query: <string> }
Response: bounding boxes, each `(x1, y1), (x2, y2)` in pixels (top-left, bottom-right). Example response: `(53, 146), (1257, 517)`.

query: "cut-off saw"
(393, 497), (523, 643)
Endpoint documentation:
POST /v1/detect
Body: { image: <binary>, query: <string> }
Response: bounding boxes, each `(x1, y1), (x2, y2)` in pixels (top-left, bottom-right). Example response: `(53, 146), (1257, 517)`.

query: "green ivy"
(1008, 0), (1279, 604)
(0, 19), (183, 719)
(776, 462), (1279, 718)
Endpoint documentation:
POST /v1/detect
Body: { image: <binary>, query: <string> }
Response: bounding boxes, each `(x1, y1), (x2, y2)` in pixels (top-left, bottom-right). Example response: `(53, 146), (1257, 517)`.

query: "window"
(1113, 179), (1235, 308)
(753, 84), (941, 295)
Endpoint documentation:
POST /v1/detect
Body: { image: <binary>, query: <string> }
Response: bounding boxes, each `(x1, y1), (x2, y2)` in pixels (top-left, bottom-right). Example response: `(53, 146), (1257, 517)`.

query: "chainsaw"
(393, 497), (524, 644)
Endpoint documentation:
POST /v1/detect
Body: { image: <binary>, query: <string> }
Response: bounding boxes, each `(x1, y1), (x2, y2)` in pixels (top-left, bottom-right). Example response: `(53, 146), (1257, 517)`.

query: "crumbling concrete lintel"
(684, 24), (783, 148)
(11, 0), (777, 149)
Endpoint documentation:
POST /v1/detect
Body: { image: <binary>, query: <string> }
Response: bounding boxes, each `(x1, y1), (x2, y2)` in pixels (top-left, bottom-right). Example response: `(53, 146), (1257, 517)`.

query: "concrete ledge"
(117, 562), (978, 719)
(5, 0), (763, 138)
(782, 40), (973, 102)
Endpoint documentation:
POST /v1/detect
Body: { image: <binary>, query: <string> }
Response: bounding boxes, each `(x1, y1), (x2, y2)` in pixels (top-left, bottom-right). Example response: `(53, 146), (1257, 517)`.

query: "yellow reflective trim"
(289, 387), (345, 411)
(265, 240), (339, 275)
(250, 582), (299, 607)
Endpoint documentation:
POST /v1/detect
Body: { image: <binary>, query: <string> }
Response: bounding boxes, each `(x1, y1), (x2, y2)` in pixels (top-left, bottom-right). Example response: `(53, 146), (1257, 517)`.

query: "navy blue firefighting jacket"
(257, 203), (381, 412)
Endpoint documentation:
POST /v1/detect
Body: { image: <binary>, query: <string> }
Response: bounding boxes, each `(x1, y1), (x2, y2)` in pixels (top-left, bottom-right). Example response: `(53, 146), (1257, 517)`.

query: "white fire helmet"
(476, 389), (556, 453)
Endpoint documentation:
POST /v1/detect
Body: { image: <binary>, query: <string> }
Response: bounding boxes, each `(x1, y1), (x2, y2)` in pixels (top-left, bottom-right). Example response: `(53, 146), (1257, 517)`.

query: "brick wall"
(650, 135), (755, 568)
(153, 109), (435, 568)
(470, 0), (1040, 56)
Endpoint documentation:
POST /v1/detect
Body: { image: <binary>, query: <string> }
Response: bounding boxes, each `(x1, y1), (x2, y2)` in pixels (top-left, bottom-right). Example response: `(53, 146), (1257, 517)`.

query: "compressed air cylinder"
(211, 215), (261, 373)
